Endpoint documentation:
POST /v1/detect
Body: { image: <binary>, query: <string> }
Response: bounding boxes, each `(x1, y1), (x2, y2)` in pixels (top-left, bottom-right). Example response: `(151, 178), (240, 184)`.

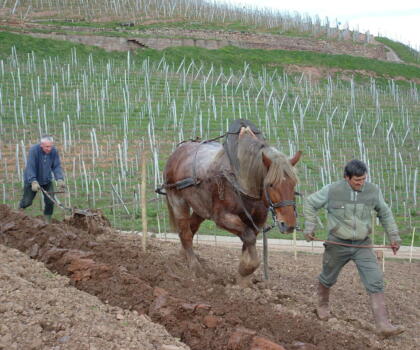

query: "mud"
(1, 204), (418, 350)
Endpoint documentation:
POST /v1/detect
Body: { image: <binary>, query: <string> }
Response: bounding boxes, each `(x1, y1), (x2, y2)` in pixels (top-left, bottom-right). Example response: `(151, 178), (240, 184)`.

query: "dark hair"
(344, 160), (367, 178)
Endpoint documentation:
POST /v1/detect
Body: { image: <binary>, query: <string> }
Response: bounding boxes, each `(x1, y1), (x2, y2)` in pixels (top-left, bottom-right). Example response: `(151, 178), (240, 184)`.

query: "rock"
(116, 313), (124, 320)
(58, 335), (70, 343)
(227, 327), (256, 350)
(1, 222), (15, 233)
(181, 303), (211, 313)
(250, 336), (286, 350)
(289, 341), (318, 350)
(160, 345), (185, 350)
(153, 287), (169, 297)
(29, 243), (39, 258)
(202, 315), (220, 328)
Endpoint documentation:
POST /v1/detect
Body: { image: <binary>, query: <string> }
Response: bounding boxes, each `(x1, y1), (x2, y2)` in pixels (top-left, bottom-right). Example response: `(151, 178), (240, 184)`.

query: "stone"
(289, 341), (318, 350)
(58, 335), (70, 343)
(227, 327), (256, 350)
(202, 315), (220, 328)
(160, 345), (185, 350)
(250, 336), (286, 350)
(153, 287), (169, 297)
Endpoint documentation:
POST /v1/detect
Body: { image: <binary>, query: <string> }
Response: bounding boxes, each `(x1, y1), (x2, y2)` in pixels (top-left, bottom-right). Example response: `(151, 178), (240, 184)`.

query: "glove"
(391, 241), (400, 255)
(57, 179), (66, 190)
(31, 181), (40, 192)
(304, 231), (315, 242)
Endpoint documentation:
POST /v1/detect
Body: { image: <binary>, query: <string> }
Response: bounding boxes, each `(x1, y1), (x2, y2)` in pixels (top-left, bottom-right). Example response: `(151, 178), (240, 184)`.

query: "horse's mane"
(235, 135), (298, 198)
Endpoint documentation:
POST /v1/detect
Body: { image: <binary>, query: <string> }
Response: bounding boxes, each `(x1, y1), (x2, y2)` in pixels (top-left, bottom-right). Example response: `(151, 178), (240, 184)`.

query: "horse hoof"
(191, 266), (203, 278)
(237, 274), (253, 288)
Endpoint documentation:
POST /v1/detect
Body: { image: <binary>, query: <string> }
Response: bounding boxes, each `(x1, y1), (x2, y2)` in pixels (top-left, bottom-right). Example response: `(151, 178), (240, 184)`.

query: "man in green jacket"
(303, 159), (404, 338)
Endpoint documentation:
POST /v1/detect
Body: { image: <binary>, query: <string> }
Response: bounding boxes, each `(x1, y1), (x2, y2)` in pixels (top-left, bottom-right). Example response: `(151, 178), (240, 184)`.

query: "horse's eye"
(269, 184), (273, 187)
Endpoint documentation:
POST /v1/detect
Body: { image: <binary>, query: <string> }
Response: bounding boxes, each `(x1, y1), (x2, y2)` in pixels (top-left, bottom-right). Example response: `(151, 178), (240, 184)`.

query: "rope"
(312, 237), (393, 249)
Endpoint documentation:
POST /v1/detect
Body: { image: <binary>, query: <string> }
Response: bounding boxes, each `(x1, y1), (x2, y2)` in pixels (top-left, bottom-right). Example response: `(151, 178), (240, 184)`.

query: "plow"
(40, 187), (97, 217)
(39, 187), (111, 235)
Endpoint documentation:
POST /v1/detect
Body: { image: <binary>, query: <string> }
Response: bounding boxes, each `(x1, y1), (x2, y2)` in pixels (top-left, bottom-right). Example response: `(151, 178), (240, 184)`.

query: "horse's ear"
(289, 151), (302, 166)
(262, 152), (272, 169)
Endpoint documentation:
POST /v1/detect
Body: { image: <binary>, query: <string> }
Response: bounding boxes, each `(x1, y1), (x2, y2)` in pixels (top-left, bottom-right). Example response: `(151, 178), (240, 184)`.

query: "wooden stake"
(371, 212), (375, 245)
(263, 230), (268, 280)
(409, 227), (416, 263)
(382, 232), (386, 272)
(141, 148), (147, 252)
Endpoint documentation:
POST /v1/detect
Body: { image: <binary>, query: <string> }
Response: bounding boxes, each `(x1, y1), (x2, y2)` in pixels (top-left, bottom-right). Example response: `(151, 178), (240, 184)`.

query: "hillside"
(0, 2), (419, 349)
(0, 0), (419, 240)
(1, 1), (419, 81)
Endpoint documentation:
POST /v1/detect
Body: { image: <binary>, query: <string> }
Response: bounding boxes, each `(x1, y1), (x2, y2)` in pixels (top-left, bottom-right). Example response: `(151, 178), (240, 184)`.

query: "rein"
(312, 237), (393, 249)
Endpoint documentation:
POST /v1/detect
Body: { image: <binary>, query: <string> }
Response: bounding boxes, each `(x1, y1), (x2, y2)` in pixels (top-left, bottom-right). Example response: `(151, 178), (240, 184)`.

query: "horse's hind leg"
(190, 211), (204, 235)
(168, 196), (205, 277)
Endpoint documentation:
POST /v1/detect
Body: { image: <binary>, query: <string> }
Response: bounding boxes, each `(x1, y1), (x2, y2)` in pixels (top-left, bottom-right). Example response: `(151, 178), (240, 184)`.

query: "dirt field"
(1, 204), (418, 350)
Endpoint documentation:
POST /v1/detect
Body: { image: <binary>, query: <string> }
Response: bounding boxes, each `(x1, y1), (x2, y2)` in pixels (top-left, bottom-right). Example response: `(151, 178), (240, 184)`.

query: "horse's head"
(262, 150), (301, 233)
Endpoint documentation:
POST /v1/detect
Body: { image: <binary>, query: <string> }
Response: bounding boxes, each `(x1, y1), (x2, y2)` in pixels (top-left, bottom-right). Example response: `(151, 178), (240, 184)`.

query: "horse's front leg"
(238, 227), (260, 277)
(214, 213), (260, 287)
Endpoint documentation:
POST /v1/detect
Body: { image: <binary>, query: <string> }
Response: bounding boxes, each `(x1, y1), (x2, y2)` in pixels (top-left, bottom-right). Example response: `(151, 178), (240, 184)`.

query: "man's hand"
(304, 231), (315, 242)
(57, 179), (66, 190)
(391, 241), (400, 255)
(31, 181), (40, 192)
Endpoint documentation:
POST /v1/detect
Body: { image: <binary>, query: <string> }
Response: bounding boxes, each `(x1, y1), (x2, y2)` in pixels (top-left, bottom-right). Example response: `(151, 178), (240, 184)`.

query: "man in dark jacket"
(19, 135), (65, 223)
(303, 159), (404, 338)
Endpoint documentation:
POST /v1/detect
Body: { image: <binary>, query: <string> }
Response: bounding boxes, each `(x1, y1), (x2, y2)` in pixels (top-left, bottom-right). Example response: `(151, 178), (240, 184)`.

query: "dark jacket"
(23, 144), (64, 185)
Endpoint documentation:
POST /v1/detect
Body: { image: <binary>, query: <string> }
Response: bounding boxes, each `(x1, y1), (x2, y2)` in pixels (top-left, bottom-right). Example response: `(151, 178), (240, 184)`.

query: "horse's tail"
(165, 197), (178, 232)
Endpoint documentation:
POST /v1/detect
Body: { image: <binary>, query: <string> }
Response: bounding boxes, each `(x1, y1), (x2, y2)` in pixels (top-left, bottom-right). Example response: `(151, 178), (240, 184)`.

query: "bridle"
(263, 184), (301, 233)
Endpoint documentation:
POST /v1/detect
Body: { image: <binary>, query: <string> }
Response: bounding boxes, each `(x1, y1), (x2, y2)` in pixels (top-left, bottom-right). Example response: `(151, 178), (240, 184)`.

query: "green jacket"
(303, 179), (400, 242)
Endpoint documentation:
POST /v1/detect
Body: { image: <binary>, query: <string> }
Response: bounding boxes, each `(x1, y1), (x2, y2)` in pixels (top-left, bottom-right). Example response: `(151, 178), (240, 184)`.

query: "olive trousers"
(318, 234), (384, 294)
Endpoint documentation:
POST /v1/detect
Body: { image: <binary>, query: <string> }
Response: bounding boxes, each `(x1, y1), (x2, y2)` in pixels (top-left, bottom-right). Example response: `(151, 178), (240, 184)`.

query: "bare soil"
(1, 204), (418, 350)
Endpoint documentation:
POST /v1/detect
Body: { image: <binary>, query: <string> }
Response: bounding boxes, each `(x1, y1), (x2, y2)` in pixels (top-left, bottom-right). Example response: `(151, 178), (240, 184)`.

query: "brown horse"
(162, 128), (301, 285)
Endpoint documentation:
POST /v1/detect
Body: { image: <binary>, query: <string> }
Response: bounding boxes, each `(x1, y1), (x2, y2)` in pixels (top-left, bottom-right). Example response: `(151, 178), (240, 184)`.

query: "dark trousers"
(19, 182), (54, 215)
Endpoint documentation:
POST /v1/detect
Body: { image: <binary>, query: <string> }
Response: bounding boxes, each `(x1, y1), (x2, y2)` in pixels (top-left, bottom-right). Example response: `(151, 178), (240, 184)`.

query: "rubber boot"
(370, 293), (405, 338)
(316, 282), (331, 320)
(44, 214), (52, 224)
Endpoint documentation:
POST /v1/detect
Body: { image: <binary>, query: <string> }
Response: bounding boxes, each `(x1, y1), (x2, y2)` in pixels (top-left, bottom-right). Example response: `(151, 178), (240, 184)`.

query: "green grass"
(375, 37), (420, 65)
(0, 31), (127, 62)
(2, 31), (420, 82)
(156, 46), (420, 80)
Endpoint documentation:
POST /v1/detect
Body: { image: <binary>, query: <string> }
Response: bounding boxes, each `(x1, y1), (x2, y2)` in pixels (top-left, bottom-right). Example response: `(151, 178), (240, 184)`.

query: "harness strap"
(271, 199), (296, 208)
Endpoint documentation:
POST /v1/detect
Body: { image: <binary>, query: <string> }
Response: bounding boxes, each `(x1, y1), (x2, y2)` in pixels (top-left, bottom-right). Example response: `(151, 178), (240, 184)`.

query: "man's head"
(40, 135), (54, 154)
(344, 159), (367, 191)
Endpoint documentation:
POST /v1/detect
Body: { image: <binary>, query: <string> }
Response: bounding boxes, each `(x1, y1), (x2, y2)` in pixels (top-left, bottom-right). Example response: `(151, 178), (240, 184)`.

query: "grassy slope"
(375, 37), (420, 65)
(1, 31), (420, 82)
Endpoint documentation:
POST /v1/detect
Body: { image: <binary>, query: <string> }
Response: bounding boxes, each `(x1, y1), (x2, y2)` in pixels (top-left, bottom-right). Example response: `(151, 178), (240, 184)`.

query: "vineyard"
(0, 37), (418, 244)
(0, 2), (419, 349)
